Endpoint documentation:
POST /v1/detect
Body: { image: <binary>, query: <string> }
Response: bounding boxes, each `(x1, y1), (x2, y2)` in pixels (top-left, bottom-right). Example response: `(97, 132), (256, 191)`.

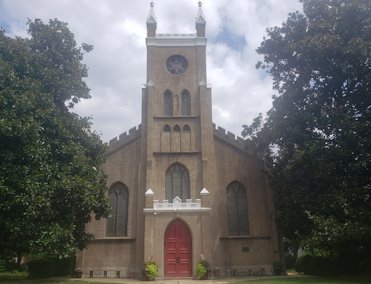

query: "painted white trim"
(200, 187), (209, 195)
(145, 188), (154, 195)
(143, 196), (211, 213)
(144, 207), (211, 214)
(146, 36), (207, 47)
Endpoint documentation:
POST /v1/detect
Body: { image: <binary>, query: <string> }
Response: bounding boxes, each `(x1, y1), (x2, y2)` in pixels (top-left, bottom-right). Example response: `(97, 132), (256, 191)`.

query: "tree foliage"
(244, 0), (371, 268)
(0, 19), (110, 259)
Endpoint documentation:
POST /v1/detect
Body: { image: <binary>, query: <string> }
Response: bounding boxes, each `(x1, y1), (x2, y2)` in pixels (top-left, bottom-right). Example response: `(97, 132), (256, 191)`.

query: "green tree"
(0, 19), (110, 261)
(244, 0), (371, 270)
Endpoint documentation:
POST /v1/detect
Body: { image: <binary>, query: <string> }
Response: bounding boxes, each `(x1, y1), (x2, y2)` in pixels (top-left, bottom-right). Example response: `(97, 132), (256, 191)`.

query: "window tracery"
(165, 163), (190, 202)
(107, 182), (128, 237)
(227, 182), (249, 236)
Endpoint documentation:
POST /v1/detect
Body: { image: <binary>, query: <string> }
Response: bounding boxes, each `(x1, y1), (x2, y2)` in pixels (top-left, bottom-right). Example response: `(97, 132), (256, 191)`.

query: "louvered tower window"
(163, 90), (173, 116)
(181, 90), (191, 116)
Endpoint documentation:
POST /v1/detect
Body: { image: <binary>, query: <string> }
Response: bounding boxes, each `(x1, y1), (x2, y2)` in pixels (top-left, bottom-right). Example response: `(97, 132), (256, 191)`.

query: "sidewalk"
(69, 272), (310, 284)
(71, 278), (234, 284)
(70, 276), (295, 284)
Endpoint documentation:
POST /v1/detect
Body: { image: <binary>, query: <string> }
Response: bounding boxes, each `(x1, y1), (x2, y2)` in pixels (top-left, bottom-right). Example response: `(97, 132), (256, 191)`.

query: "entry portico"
(144, 192), (211, 277)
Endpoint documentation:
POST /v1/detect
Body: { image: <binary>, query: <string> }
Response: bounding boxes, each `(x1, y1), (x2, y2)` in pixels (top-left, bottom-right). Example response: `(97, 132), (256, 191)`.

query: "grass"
(0, 277), (109, 284)
(0, 273), (108, 284)
(0, 271), (28, 280)
(234, 274), (371, 284)
(0, 273), (370, 284)
(236, 278), (345, 283)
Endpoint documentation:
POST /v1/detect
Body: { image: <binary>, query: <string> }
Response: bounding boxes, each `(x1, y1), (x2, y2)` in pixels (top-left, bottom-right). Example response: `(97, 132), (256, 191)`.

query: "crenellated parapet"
(143, 189), (211, 214)
(107, 124), (142, 154)
(144, 197), (211, 214)
(213, 123), (246, 152)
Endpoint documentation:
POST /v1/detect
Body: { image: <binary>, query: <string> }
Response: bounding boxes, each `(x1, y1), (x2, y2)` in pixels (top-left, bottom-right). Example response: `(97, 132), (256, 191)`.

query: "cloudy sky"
(0, 0), (302, 142)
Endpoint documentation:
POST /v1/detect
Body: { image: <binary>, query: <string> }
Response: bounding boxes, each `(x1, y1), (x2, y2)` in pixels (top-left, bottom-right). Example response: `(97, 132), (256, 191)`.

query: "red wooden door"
(164, 220), (192, 277)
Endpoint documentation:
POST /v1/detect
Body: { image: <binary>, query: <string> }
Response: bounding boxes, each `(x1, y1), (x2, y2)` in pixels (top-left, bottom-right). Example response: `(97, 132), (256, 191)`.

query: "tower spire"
(146, 2), (157, 37)
(147, 2), (157, 24)
(195, 1), (206, 37)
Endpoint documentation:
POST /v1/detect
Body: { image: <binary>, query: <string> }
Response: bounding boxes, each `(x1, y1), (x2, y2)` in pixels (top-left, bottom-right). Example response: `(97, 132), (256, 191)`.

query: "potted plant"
(195, 260), (210, 280)
(144, 261), (158, 281)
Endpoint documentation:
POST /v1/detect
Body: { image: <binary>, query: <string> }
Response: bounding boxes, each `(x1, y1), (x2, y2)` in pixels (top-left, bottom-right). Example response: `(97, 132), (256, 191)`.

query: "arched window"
(165, 163), (190, 202)
(227, 182), (249, 236)
(173, 125), (181, 132)
(181, 90), (191, 116)
(183, 124), (191, 132)
(163, 125), (171, 132)
(106, 182), (128, 237)
(163, 90), (173, 116)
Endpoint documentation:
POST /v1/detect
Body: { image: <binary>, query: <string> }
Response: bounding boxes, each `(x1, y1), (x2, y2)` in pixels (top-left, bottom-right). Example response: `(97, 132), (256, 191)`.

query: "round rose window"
(166, 55), (188, 75)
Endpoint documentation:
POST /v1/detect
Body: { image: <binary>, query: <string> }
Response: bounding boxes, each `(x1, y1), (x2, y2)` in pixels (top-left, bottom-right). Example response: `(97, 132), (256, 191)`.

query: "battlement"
(107, 124), (141, 154)
(157, 33), (196, 38)
(213, 123), (246, 152)
(143, 196), (211, 214)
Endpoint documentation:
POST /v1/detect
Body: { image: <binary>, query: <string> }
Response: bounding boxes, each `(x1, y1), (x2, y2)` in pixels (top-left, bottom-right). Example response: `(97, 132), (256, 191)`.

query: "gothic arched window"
(173, 125), (181, 132)
(106, 182), (128, 237)
(165, 163), (190, 202)
(163, 90), (173, 116)
(227, 182), (249, 236)
(163, 124), (171, 132)
(181, 90), (191, 116)
(183, 124), (191, 132)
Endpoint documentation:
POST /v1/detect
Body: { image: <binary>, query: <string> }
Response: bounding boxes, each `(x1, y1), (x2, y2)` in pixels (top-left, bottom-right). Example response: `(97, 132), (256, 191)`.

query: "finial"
(147, 1), (157, 24)
(196, 1), (206, 25)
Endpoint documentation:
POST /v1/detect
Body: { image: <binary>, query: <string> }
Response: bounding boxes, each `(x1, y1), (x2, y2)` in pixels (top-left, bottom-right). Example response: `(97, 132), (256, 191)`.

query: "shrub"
(196, 260), (210, 280)
(296, 255), (337, 275)
(294, 254), (365, 275)
(27, 257), (55, 278)
(0, 260), (6, 273)
(54, 256), (74, 276)
(144, 261), (158, 281)
(0, 254), (19, 272)
(273, 261), (284, 275)
(284, 254), (297, 269)
(27, 255), (73, 278)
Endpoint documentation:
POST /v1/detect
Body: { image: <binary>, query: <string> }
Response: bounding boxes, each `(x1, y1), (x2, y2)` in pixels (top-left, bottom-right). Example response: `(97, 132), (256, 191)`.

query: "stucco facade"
(77, 3), (280, 279)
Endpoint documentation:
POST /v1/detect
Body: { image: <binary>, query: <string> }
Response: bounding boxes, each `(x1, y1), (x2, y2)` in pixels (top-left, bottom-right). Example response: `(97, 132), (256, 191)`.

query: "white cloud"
(1, 0), (302, 141)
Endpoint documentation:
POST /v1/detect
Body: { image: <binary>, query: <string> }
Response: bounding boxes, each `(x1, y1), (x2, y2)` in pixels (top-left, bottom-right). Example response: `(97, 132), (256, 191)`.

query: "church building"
(77, 3), (280, 278)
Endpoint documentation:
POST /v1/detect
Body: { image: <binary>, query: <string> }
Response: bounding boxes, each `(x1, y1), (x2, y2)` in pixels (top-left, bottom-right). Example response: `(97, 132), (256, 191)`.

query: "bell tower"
(141, 1), (215, 194)
(141, 2), (216, 270)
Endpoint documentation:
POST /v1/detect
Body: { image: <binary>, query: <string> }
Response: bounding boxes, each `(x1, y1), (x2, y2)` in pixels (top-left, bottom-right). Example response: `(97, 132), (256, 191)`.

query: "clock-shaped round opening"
(166, 55), (188, 75)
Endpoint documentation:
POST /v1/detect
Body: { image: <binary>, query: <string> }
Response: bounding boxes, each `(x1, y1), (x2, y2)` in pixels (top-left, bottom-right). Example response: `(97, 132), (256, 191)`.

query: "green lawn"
(0, 277), (106, 284)
(8, 279), (105, 284)
(0, 273), (105, 284)
(0, 274), (370, 284)
(235, 275), (370, 284)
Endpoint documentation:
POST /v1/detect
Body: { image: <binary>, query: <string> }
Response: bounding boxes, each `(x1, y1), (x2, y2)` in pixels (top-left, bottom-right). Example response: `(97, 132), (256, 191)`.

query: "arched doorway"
(164, 219), (192, 277)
